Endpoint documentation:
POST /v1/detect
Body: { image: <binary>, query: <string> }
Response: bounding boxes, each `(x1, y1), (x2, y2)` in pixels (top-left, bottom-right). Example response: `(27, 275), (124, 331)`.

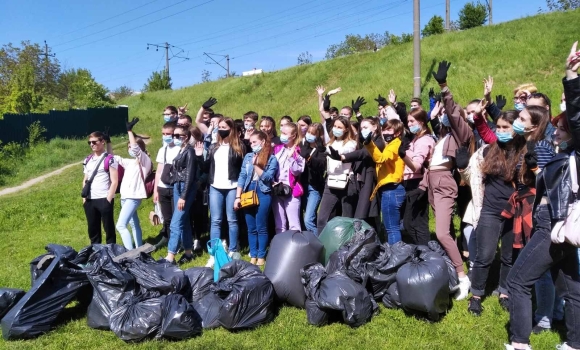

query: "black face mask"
(383, 134), (395, 143)
(218, 129), (231, 139)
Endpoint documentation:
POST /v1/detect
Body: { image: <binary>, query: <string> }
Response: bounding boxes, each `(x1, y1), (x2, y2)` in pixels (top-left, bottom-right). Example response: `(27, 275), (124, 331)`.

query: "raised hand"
(194, 141), (204, 156)
(496, 95), (507, 110)
(328, 146), (341, 160)
(398, 137), (410, 158)
(434, 93), (442, 103)
(388, 89), (397, 105)
(483, 76), (493, 101)
(431, 101), (442, 119)
(566, 41), (580, 79)
(323, 94), (331, 111)
(351, 96), (367, 113)
(316, 85), (325, 96)
(202, 97), (217, 109)
(455, 147), (471, 169)
(473, 99), (488, 116)
(432, 60), (451, 84)
(178, 103), (188, 115)
(126, 117), (139, 132)
(327, 87), (342, 96)
(429, 87), (435, 99)
(374, 94), (388, 107)
(103, 126), (111, 143)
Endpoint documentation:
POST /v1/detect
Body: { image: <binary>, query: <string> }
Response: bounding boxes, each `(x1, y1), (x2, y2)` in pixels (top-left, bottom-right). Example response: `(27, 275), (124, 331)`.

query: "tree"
(55, 68), (113, 109)
(297, 51), (313, 65)
(111, 85), (134, 100)
(143, 70), (171, 92)
(325, 33), (390, 59)
(201, 69), (211, 83)
(546, 0), (580, 10)
(422, 15), (445, 37)
(458, 2), (488, 30)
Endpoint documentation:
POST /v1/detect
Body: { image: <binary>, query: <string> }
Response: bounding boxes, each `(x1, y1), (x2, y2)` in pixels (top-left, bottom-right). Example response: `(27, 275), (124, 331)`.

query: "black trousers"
(190, 186), (209, 239)
(83, 197), (116, 244)
(157, 187), (174, 238)
(316, 185), (356, 234)
(401, 178), (430, 245)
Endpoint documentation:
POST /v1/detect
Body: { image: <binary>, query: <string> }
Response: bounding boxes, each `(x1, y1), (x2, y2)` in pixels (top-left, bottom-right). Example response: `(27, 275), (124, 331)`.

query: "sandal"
(250, 258), (257, 265)
(256, 258), (265, 266)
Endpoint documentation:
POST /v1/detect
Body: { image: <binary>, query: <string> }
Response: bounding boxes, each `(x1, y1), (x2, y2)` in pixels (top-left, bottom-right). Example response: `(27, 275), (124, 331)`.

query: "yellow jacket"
(365, 138), (405, 200)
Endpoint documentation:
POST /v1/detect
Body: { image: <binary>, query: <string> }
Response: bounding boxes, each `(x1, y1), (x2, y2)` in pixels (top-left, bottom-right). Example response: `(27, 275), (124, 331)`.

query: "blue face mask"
(128, 149), (136, 157)
(212, 127), (218, 134)
(512, 119), (526, 135)
(379, 118), (387, 126)
(280, 134), (290, 144)
(163, 135), (173, 145)
(252, 145), (262, 153)
(173, 138), (183, 147)
(332, 128), (344, 138)
(245, 123), (254, 130)
(515, 103), (526, 111)
(409, 125), (421, 134)
(305, 133), (316, 143)
(164, 115), (171, 122)
(559, 139), (571, 151)
(361, 129), (372, 139)
(495, 131), (513, 143)
(441, 114), (451, 127)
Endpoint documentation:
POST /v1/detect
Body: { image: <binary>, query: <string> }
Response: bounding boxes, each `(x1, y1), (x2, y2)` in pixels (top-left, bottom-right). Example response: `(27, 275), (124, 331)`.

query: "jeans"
(209, 186), (238, 252)
(402, 178), (430, 245)
(273, 194), (302, 234)
(508, 204), (580, 347)
(470, 210), (514, 297)
(464, 224), (476, 265)
(380, 184), (406, 245)
(244, 183), (272, 258)
(157, 187), (174, 238)
(535, 270), (565, 328)
(168, 181), (197, 255)
(303, 185), (322, 234)
(83, 197), (116, 244)
(116, 198), (143, 250)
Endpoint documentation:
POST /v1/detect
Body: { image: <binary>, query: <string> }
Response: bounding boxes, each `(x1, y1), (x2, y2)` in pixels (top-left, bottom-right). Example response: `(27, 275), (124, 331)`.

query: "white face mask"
(561, 102), (567, 112)
(466, 113), (474, 124)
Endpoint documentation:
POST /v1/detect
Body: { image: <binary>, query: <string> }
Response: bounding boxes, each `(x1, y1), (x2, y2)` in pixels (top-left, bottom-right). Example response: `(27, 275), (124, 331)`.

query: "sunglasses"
(173, 134), (187, 139)
(87, 140), (101, 145)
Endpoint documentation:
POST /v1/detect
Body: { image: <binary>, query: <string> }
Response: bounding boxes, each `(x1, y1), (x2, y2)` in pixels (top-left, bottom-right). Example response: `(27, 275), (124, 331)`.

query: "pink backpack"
(84, 153), (124, 193)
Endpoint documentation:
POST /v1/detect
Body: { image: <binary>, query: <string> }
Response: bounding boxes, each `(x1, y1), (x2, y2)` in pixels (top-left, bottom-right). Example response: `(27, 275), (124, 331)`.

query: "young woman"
(297, 115), (312, 139)
(362, 119), (406, 244)
(280, 115), (293, 132)
(272, 123), (305, 233)
(235, 131), (279, 265)
(506, 43), (580, 350)
(159, 125), (203, 265)
(403, 109), (435, 245)
(204, 117), (246, 267)
(114, 119), (152, 250)
(260, 116), (281, 146)
(300, 123), (327, 233)
(316, 116), (357, 234)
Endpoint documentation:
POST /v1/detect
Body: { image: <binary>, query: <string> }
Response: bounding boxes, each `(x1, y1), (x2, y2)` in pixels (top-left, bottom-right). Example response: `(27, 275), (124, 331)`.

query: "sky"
(1, 0), (546, 92)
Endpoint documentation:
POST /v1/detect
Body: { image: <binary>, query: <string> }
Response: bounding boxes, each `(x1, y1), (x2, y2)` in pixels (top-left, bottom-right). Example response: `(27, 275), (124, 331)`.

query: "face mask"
(466, 113), (474, 124)
(558, 139), (572, 150)
(409, 125), (421, 134)
(128, 149), (136, 157)
(495, 131), (513, 143)
(173, 138), (183, 147)
(162, 135), (173, 145)
(252, 144), (263, 153)
(218, 129), (231, 139)
(245, 123), (254, 130)
(212, 127), (218, 134)
(300, 126), (308, 135)
(361, 129), (372, 139)
(332, 128), (344, 138)
(515, 103), (526, 111)
(379, 118), (387, 126)
(512, 119), (526, 135)
(410, 106), (417, 111)
(164, 115), (171, 122)
(441, 114), (451, 127)
(383, 134), (395, 143)
(560, 102), (567, 112)
(305, 133), (316, 143)
(280, 134), (290, 144)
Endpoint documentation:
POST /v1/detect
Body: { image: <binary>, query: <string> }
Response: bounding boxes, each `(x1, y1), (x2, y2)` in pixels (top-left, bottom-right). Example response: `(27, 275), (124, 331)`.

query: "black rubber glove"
(315, 138), (326, 153)
(351, 96), (367, 113)
(432, 60), (451, 84)
(362, 132), (373, 145)
(202, 97), (217, 109)
(496, 95), (507, 111)
(300, 145), (311, 159)
(374, 94), (388, 107)
(323, 94), (331, 112)
(428, 88), (435, 99)
(434, 93), (442, 103)
(398, 137), (410, 158)
(455, 146), (470, 169)
(126, 117), (139, 132)
(328, 146), (341, 160)
(103, 126), (111, 143)
(524, 141), (538, 170)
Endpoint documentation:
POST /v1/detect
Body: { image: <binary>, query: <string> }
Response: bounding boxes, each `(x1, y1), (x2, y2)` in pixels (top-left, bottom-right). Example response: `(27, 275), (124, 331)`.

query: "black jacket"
(171, 144), (201, 199)
(205, 142), (246, 186)
(299, 140), (327, 191)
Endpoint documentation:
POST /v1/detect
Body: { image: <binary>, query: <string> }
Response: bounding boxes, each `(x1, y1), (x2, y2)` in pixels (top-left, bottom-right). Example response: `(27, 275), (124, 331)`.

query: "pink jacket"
(404, 134), (435, 180)
(273, 144), (305, 197)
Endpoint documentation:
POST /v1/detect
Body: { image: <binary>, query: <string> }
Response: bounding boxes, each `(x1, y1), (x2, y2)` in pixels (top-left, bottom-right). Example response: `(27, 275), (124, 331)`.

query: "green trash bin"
(318, 217), (372, 264)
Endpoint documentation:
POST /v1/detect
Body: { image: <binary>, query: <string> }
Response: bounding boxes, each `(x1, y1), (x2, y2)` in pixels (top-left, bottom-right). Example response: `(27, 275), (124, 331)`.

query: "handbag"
(551, 154), (580, 247)
(240, 186), (259, 209)
(327, 174), (349, 189)
(137, 157), (156, 199)
(160, 146), (173, 185)
(81, 153), (107, 199)
(273, 182), (292, 197)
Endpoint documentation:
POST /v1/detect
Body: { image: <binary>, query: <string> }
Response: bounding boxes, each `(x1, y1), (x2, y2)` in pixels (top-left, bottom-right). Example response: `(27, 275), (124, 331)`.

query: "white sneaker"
(222, 239), (228, 252)
(455, 276), (471, 301)
(505, 344), (532, 350)
(205, 255), (215, 268)
(228, 251), (241, 260)
(193, 239), (201, 251)
(556, 343), (572, 350)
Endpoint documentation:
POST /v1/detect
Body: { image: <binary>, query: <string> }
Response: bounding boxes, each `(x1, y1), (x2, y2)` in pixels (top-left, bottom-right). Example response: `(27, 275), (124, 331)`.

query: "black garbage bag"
(72, 244), (127, 268)
(109, 295), (165, 342)
(366, 242), (416, 300)
(29, 244), (78, 285)
(396, 252), (450, 321)
(120, 253), (189, 297)
(86, 246), (136, 330)
(301, 263), (378, 327)
(264, 230), (323, 308)
(326, 229), (380, 286)
(1, 253), (89, 340)
(0, 288), (25, 320)
(158, 294), (202, 340)
(382, 282), (401, 309)
(184, 267), (214, 303)
(318, 217), (373, 264)
(190, 291), (223, 329)
(427, 241), (459, 291)
(214, 260), (275, 330)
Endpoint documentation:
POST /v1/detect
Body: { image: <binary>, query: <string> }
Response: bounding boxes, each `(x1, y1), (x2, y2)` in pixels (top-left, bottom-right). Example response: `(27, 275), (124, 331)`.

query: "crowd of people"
(79, 42), (580, 349)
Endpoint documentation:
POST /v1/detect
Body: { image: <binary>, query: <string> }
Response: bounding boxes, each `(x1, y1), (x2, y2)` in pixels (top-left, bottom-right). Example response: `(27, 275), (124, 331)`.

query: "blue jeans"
(535, 270), (565, 328)
(168, 182), (197, 255)
(244, 183), (271, 258)
(116, 198), (143, 250)
(303, 185), (322, 234)
(380, 184), (406, 245)
(209, 186), (238, 252)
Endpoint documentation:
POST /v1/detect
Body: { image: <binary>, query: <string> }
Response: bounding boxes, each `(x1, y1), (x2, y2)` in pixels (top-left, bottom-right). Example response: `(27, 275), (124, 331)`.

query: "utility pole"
(147, 42), (189, 81)
(39, 40), (56, 88)
(445, 0), (450, 30)
(164, 42), (169, 76)
(413, 0), (421, 98)
(203, 52), (231, 78)
(226, 55), (230, 78)
(487, 0), (493, 25)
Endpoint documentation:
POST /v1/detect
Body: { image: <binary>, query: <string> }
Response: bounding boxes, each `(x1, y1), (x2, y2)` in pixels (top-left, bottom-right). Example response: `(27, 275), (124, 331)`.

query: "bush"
(27, 121), (47, 147)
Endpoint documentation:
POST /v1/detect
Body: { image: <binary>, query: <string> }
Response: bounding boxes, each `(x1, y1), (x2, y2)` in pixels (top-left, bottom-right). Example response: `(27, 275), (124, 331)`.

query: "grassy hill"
(121, 9), (580, 139)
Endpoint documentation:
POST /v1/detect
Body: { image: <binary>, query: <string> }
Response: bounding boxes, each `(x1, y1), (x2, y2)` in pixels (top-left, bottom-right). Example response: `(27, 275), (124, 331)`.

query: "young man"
(163, 106), (178, 122)
(410, 97), (422, 110)
(153, 121), (181, 249)
(82, 131), (118, 244)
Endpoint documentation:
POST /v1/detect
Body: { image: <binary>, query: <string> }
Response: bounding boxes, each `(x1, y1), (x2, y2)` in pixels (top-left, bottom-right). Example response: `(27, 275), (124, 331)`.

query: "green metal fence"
(0, 107), (128, 144)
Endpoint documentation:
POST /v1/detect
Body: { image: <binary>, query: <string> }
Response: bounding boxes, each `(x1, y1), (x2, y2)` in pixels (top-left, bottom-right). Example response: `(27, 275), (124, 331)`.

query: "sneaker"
(157, 257), (176, 265)
(177, 253), (195, 265)
(193, 239), (203, 256)
(228, 251), (241, 260)
(499, 297), (510, 311)
(532, 325), (550, 334)
(504, 344), (532, 350)
(154, 236), (168, 251)
(468, 296), (483, 316)
(455, 276), (471, 301)
(222, 239), (228, 252)
(556, 344), (571, 350)
(205, 255), (215, 268)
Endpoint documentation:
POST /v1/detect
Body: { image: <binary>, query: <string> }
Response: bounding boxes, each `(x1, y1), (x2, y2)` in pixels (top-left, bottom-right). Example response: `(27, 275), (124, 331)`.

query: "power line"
(203, 52), (230, 77)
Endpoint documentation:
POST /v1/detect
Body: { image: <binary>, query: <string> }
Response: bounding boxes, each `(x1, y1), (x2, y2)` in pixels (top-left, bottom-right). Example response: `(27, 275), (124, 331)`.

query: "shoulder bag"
(81, 153), (107, 199)
(551, 154), (580, 247)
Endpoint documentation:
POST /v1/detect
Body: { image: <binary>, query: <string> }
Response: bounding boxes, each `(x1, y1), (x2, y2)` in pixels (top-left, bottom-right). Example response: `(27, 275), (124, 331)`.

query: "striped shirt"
(535, 139), (556, 170)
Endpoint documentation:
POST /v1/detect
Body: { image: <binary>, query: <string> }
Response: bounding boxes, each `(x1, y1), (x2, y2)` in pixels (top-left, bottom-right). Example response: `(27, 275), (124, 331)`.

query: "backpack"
(84, 153), (125, 194)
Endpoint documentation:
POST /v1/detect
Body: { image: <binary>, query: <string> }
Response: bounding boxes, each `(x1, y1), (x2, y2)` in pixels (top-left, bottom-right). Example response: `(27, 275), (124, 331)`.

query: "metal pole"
(165, 42), (169, 77)
(413, 0), (421, 98)
(226, 55), (230, 78)
(445, 0), (450, 30)
(488, 0), (492, 25)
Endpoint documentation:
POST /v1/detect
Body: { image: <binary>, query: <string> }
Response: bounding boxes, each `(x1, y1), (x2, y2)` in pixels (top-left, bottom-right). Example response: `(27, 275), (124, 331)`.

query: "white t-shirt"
(114, 144), (152, 199)
(155, 144), (181, 188)
(212, 144), (238, 189)
(431, 135), (451, 166)
(326, 139), (357, 176)
(83, 153), (118, 199)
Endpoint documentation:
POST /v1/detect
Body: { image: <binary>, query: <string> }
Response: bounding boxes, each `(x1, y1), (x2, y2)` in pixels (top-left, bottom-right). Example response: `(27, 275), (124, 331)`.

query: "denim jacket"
(237, 153), (279, 194)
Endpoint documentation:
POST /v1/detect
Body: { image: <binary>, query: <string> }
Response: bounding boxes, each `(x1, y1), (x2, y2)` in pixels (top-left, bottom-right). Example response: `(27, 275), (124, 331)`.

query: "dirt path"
(0, 161), (82, 197)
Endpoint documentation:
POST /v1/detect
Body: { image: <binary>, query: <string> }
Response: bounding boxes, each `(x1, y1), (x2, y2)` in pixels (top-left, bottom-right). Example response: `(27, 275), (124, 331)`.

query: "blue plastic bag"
(207, 238), (231, 282)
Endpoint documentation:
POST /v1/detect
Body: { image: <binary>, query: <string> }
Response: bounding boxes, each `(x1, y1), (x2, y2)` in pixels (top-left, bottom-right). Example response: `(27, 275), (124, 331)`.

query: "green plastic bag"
(318, 217), (372, 264)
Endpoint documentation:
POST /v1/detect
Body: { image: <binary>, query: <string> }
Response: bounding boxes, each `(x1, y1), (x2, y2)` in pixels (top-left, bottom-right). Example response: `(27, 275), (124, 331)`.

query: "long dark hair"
(408, 108), (431, 138)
